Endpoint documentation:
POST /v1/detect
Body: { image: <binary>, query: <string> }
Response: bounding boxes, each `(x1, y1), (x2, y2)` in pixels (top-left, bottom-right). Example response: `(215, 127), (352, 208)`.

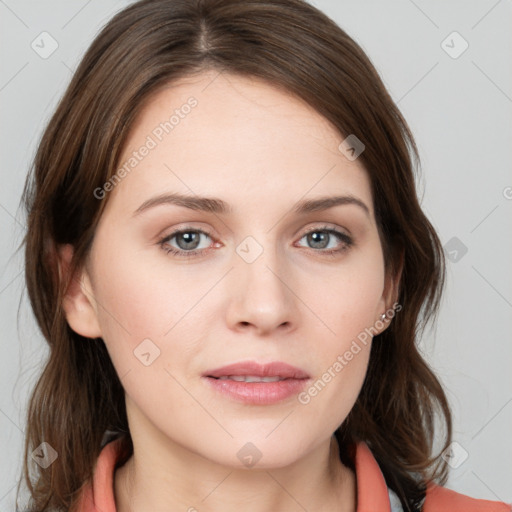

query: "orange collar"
(353, 441), (392, 511)
(77, 437), (392, 511)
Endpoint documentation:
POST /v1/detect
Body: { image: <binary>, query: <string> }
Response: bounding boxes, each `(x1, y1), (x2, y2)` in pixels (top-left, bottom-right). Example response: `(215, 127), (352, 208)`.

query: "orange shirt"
(76, 437), (511, 512)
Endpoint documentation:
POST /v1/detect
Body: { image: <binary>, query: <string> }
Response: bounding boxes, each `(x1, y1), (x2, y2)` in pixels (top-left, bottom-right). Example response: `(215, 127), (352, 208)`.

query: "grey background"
(1, 0), (511, 508)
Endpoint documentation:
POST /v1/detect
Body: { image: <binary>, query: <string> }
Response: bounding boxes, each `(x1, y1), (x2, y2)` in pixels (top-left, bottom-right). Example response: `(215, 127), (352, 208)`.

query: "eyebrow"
(132, 192), (370, 217)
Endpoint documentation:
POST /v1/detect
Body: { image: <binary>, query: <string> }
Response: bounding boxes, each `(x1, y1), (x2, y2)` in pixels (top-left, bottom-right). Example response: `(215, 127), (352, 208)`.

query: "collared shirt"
(75, 436), (511, 512)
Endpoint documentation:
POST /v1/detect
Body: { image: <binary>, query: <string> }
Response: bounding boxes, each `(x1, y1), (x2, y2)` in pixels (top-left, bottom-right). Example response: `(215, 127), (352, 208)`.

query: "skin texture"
(61, 70), (398, 512)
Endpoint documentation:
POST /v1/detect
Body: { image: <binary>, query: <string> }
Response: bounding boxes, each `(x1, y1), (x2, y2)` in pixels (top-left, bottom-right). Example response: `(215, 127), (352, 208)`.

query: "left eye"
(160, 228), (212, 256)
(296, 228), (353, 253)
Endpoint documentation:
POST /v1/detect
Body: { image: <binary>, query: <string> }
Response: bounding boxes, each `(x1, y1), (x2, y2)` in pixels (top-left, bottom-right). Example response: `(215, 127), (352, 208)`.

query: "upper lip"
(204, 361), (310, 379)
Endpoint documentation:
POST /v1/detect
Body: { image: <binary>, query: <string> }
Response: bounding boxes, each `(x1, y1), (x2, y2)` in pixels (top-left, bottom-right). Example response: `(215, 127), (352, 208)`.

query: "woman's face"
(66, 70), (395, 469)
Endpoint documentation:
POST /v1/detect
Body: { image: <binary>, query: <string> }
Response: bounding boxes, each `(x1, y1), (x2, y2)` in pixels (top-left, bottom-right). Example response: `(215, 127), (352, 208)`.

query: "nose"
(225, 243), (298, 336)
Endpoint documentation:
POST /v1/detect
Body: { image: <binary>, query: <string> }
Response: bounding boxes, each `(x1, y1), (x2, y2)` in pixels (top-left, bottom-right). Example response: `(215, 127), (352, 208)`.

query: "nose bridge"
(228, 231), (296, 332)
(238, 233), (287, 300)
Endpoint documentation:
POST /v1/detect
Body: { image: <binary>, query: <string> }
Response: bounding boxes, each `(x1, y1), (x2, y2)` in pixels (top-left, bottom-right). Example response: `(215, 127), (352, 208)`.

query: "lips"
(204, 361), (310, 380)
(217, 375), (284, 382)
(202, 360), (311, 405)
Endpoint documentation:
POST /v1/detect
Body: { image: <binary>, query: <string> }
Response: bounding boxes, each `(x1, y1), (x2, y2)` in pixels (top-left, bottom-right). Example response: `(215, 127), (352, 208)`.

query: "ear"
(375, 247), (404, 334)
(58, 244), (102, 339)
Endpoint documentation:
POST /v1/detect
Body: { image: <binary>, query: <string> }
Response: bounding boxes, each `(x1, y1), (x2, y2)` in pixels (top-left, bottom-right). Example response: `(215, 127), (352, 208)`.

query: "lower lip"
(203, 376), (310, 405)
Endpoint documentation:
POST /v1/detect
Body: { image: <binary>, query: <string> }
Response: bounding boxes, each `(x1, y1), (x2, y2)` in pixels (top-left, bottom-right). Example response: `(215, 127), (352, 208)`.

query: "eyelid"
(159, 225), (215, 247)
(294, 224), (354, 253)
(299, 223), (351, 237)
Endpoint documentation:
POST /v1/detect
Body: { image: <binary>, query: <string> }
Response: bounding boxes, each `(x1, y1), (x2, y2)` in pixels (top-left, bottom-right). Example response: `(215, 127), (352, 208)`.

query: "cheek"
(89, 243), (214, 379)
(305, 246), (386, 347)
(296, 278), (379, 435)
(91, 229), (172, 328)
(295, 245), (384, 418)
(298, 343), (371, 434)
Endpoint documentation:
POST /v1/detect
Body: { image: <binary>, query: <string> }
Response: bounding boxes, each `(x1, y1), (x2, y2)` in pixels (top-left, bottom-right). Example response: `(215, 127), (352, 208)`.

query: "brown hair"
(17, 0), (452, 510)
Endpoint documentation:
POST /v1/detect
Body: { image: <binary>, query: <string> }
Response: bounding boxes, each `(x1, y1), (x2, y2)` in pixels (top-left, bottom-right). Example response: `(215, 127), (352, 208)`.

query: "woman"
(16, 0), (511, 511)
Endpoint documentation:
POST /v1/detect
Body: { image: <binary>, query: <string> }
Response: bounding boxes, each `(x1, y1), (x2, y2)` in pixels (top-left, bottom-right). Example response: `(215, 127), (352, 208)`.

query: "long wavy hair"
(17, 0), (452, 510)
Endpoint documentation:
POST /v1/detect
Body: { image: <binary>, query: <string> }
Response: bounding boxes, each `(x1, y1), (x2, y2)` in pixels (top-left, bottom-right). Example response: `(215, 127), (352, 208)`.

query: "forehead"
(105, 70), (374, 218)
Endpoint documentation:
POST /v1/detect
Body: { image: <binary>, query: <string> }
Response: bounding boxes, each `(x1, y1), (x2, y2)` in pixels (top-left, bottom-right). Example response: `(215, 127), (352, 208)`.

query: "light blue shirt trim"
(388, 487), (404, 511)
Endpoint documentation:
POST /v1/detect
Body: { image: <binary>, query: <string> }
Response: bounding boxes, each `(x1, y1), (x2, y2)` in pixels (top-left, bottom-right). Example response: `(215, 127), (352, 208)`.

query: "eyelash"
(158, 225), (354, 259)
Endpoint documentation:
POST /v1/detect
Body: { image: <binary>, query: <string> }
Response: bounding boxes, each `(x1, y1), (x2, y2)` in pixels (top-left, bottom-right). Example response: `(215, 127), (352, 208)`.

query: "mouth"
(202, 361), (310, 405)
(212, 375), (290, 382)
(204, 360), (310, 380)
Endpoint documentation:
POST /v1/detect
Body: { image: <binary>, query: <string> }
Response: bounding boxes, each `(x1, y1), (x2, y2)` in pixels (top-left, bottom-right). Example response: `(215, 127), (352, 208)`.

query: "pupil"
(309, 232), (328, 249)
(178, 232), (199, 250)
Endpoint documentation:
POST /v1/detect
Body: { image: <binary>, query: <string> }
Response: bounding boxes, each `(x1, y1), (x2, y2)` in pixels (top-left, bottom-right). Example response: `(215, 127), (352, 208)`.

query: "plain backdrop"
(1, 0), (511, 509)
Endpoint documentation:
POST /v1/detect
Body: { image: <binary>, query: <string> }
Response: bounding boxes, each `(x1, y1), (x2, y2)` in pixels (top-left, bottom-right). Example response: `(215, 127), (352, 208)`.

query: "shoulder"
(350, 441), (510, 512)
(424, 483), (512, 512)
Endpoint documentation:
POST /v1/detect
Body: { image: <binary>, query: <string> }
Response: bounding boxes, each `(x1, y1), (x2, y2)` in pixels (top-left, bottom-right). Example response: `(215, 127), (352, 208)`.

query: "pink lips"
(204, 361), (310, 380)
(202, 361), (310, 405)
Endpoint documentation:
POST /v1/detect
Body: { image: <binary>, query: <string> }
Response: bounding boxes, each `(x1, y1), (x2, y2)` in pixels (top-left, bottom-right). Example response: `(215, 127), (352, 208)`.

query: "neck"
(114, 434), (356, 512)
